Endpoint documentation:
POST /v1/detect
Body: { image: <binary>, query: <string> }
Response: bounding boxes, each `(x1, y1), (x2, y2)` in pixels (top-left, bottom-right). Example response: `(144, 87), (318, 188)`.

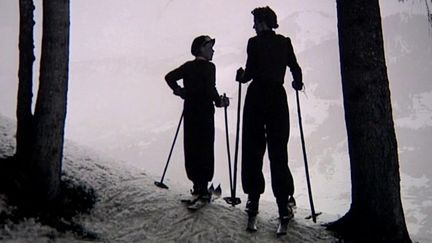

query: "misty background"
(1, 0), (431, 240)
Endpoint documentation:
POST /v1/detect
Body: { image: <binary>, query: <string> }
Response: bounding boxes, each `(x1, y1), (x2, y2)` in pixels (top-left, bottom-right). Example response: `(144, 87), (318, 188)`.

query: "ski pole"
(232, 82), (242, 204)
(154, 110), (184, 189)
(223, 93), (234, 197)
(223, 83), (242, 206)
(295, 90), (319, 222)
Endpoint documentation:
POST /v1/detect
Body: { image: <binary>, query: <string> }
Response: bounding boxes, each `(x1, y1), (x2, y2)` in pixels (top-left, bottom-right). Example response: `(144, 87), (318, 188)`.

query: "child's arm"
(165, 65), (186, 99)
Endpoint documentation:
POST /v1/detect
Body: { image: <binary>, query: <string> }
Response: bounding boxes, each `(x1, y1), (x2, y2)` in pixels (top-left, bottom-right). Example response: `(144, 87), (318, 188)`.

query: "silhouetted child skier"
(165, 35), (229, 210)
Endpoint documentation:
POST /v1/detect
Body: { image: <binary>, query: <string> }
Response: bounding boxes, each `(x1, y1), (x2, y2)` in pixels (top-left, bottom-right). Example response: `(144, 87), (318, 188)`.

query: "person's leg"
(196, 108), (215, 200)
(266, 88), (294, 218)
(241, 90), (266, 215)
(184, 107), (198, 185)
(184, 104), (214, 199)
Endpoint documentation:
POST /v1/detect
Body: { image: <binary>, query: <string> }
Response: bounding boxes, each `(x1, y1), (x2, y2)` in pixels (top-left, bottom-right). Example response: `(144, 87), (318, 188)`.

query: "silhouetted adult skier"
(165, 35), (229, 209)
(236, 6), (303, 234)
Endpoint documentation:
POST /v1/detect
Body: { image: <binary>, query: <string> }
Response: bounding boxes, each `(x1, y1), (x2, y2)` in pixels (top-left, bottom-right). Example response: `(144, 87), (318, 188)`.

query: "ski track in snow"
(0, 115), (337, 242)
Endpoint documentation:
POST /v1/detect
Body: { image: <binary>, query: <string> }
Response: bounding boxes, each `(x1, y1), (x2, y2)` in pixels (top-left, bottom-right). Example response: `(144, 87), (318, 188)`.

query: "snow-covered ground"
(0, 115), (339, 242)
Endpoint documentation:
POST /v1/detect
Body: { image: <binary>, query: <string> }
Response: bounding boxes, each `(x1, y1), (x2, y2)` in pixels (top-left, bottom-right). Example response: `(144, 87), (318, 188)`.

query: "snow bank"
(0, 115), (337, 242)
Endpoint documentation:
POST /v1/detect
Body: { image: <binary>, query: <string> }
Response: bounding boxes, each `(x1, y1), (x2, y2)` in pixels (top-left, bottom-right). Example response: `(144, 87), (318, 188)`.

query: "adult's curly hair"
(251, 6), (279, 29)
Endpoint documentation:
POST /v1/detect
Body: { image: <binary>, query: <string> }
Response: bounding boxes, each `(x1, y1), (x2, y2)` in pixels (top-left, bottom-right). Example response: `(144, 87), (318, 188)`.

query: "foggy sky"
(1, 0), (425, 136)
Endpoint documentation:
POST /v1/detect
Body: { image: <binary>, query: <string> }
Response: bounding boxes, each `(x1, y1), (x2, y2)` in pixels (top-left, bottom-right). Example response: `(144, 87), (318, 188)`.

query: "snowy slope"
(0, 114), (337, 242)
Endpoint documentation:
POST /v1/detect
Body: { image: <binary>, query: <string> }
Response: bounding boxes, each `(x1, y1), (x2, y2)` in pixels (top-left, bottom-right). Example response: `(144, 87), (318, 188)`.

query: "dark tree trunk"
(16, 0), (35, 161)
(330, 0), (411, 242)
(31, 0), (70, 203)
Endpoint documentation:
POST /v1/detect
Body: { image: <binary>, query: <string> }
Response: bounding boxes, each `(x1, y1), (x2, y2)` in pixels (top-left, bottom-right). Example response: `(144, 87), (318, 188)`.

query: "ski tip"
(209, 183), (215, 192)
(214, 184), (222, 195)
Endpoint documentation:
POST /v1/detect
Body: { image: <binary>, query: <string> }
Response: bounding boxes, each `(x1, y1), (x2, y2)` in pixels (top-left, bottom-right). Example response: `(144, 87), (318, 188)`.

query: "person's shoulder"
(275, 33), (290, 41)
(184, 60), (196, 65)
(248, 35), (258, 43)
(205, 61), (216, 70)
(193, 59), (216, 70)
(249, 35), (258, 41)
(180, 60), (198, 69)
(247, 36), (258, 48)
(195, 60), (215, 75)
(276, 34), (294, 46)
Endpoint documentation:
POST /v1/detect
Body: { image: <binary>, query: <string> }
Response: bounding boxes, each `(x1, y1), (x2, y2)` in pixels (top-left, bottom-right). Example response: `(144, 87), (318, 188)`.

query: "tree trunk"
(332, 0), (411, 242)
(31, 0), (70, 203)
(16, 0), (35, 161)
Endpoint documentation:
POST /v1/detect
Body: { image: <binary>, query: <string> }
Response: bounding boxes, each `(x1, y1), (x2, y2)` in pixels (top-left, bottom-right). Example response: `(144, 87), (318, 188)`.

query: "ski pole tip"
(154, 181), (169, 189)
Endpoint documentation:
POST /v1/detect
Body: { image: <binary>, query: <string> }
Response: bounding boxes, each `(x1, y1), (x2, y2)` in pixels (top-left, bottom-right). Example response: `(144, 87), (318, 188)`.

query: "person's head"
(251, 6), (278, 34)
(191, 35), (215, 61)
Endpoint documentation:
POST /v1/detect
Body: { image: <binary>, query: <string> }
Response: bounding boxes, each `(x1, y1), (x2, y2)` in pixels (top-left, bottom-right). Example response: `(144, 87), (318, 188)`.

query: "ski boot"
(276, 205), (294, 236)
(187, 194), (210, 211)
(245, 196), (259, 232)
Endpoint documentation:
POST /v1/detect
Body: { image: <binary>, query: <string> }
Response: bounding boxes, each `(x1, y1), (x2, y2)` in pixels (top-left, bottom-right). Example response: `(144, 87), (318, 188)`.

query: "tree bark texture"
(336, 0), (411, 241)
(31, 0), (70, 202)
(16, 0), (35, 160)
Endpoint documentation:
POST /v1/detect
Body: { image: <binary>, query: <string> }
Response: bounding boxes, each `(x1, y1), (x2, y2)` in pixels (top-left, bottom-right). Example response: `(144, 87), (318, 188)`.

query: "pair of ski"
(181, 183), (222, 210)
